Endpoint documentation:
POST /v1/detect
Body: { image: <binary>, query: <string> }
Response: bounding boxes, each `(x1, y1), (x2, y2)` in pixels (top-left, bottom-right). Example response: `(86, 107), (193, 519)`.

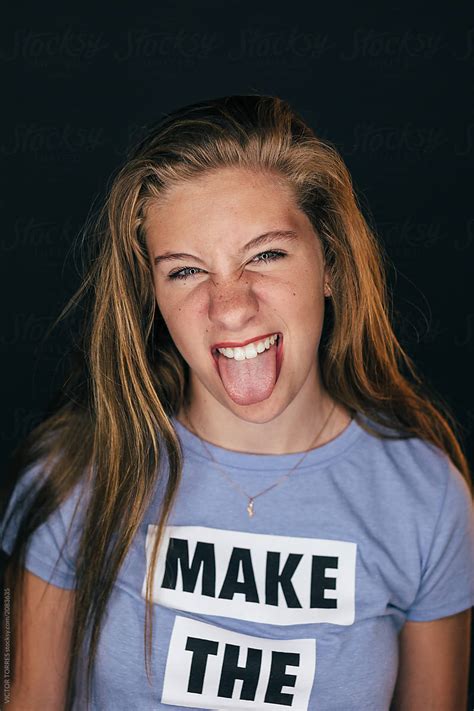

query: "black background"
(2, 4), (474, 706)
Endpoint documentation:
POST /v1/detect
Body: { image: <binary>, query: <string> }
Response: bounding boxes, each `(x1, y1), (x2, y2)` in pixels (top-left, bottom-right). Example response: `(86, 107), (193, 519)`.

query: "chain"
(182, 401), (337, 517)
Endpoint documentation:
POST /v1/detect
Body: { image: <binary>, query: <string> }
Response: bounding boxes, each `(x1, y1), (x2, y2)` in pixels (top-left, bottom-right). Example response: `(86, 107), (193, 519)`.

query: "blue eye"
(255, 250), (286, 264)
(167, 250), (287, 281)
(168, 266), (201, 281)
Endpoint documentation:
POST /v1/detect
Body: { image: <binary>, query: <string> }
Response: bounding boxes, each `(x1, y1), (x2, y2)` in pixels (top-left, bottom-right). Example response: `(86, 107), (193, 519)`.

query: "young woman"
(2, 95), (473, 710)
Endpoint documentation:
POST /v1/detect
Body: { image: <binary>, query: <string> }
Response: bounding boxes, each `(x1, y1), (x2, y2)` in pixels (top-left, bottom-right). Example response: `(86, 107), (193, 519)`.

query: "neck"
(176, 386), (353, 456)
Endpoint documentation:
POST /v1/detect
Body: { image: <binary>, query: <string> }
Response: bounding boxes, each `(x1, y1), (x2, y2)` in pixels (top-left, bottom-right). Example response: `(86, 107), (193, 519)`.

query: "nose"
(207, 272), (260, 331)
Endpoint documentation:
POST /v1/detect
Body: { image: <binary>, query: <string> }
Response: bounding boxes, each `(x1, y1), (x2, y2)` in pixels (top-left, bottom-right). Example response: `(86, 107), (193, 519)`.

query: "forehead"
(144, 167), (303, 240)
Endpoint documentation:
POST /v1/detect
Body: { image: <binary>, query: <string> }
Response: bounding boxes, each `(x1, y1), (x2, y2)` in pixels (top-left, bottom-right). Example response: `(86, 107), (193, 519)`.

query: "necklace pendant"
(247, 499), (255, 518)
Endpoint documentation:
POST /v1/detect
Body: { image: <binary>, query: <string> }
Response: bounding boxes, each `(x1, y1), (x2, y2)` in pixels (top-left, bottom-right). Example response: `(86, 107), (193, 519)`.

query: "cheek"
(298, 267), (323, 300)
(282, 277), (322, 313)
(154, 293), (184, 341)
(291, 290), (326, 342)
(157, 298), (204, 357)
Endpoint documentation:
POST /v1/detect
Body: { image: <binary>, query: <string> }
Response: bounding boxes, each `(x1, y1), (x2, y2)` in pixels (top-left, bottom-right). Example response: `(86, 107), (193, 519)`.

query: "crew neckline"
(170, 412), (366, 471)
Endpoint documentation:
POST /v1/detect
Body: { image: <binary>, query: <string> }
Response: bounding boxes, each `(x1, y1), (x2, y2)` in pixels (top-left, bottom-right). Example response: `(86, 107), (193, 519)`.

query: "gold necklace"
(183, 402), (337, 518)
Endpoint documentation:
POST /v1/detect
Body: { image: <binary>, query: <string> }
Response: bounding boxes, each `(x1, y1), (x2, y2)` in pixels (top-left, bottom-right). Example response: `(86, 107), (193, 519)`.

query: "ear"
(323, 266), (332, 298)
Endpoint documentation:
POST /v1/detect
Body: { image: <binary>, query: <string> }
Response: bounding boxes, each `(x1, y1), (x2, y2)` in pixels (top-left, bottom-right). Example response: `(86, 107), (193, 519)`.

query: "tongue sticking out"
(216, 342), (278, 406)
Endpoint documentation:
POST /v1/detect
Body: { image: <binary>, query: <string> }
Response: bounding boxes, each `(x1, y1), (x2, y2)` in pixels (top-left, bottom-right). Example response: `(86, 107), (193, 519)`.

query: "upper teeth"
(217, 334), (279, 360)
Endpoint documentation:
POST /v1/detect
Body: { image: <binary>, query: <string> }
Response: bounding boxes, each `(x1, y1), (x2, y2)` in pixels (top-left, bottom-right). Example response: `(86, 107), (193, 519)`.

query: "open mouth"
(211, 333), (284, 379)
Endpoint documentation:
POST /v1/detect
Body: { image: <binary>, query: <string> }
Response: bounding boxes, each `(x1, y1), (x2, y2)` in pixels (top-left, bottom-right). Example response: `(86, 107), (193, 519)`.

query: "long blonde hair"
(2, 94), (471, 709)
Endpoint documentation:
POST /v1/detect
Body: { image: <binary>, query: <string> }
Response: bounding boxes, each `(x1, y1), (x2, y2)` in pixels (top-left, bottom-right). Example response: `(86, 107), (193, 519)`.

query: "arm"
(5, 565), (75, 711)
(390, 608), (472, 711)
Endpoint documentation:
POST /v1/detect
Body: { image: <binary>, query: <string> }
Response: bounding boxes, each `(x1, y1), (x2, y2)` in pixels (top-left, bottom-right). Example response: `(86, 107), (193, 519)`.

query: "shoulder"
(1, 457), (92, 558)
(352, 412), (472, 518)
(352, 414), (473, 614)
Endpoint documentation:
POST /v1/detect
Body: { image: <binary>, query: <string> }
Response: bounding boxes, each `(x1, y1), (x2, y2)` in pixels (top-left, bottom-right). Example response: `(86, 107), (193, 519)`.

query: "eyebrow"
(153, 230), (299, 267)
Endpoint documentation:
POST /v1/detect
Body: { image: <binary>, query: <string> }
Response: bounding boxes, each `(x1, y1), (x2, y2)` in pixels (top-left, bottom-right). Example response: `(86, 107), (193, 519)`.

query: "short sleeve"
(0, 463), (87, 590)
(406, 462), (474, 621)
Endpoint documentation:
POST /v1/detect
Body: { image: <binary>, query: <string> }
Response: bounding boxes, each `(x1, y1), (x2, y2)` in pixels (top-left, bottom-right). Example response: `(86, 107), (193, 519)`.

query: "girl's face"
(145, 167), (331, 423)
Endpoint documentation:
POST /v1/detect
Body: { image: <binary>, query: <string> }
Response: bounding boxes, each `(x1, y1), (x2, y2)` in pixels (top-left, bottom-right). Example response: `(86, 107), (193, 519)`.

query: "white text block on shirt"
(143, 525), (357, 625)
(162, 615), (316, 709)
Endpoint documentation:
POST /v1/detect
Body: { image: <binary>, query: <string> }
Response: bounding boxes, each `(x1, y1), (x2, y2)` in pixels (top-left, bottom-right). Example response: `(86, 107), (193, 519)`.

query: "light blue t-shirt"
(2, 412), (474, 710)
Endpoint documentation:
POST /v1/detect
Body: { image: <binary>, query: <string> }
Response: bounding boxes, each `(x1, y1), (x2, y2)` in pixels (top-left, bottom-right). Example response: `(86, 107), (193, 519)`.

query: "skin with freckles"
(145, 166), (352, 454)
